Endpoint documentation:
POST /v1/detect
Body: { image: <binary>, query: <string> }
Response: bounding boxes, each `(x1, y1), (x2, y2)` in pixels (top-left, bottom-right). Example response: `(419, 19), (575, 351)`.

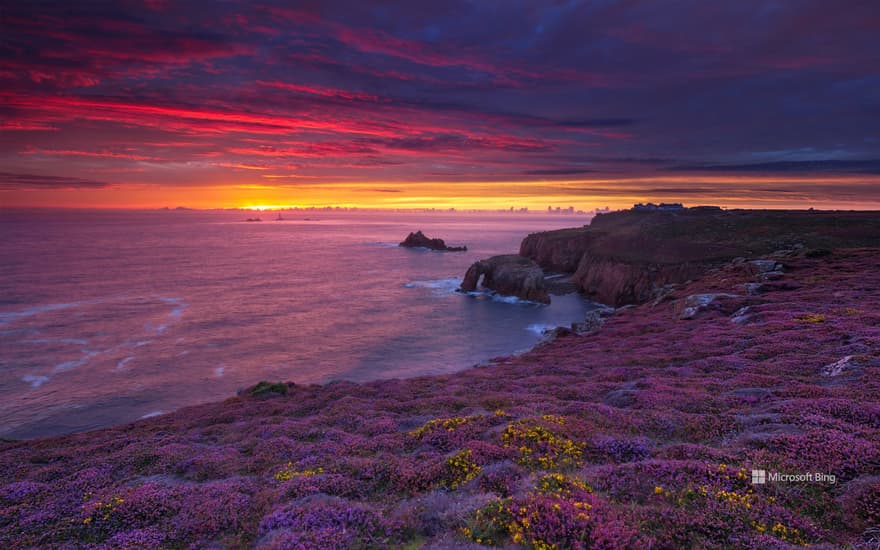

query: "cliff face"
(520, 208), (880, 306)
(518, 227), (596, 273)
(572, 254), (708, 306)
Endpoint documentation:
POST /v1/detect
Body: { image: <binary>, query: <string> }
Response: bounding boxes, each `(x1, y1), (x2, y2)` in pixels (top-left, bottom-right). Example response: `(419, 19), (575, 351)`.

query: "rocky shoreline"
(2, 213), (879, 548)
(461, 206), (880, 308)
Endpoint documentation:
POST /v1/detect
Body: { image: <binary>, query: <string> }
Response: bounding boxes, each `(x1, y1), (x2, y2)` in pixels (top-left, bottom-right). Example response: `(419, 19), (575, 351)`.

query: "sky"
(1, 0), (879, 210)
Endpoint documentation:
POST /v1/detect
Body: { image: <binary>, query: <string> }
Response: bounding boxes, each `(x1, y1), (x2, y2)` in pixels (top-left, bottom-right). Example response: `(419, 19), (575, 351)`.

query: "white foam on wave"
(214, 366), (225, 378)
(2, 295), (189, 394)
(153, 297), (188, 334)
(140, 411), (164, 419)
(53, 350), (99, 372)
(161, 297), (187, 319)
(403, 278), (462, 295)
(526, 323), (558, 335)
(22, 374), (50, 388)
(373, 241), (400, 248)
(493, 294), (525, 304)
(462, 289), (546, 306)
(1, 295), (187, 328)
(494, 293), (547, 305)
(0, 299), (99, 326)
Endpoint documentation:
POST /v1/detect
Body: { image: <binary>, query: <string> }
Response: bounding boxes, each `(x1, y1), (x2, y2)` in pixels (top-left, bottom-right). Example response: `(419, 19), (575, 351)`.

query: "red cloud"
(256, 81), (380, 102)
(3, 94), (408, 138)
(22, 147), (157, 161)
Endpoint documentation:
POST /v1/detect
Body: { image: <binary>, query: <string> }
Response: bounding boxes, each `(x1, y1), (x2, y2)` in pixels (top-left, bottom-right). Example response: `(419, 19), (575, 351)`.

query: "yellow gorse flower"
(444, 449), (481, 489)
(408, 414), (483, 439)
(274, 462), (325, 481)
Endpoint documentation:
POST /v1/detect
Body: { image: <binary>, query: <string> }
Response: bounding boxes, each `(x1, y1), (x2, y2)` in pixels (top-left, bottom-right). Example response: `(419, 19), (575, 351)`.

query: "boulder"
(676, 293), (739, 319)
(760, 270), (785, 281)
(460, 255), (550, 303)
(729, 306), (755, 325)
(572, 305), (616, 334)
(399, 230), (467, 251)
(738, 282), (765, 295)
(746, 259), (783, 274)
(820, 355), (860, 377)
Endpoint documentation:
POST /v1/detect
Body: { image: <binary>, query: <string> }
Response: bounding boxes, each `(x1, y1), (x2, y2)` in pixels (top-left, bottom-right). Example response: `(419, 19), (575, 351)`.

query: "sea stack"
(399, 230), (467, 251)
(460, 254), (550, 303)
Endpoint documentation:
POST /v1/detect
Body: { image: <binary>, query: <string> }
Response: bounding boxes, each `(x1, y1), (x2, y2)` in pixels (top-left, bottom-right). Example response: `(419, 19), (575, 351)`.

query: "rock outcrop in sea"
(399, 230), (467, 251)
(459, 254), (550, 303)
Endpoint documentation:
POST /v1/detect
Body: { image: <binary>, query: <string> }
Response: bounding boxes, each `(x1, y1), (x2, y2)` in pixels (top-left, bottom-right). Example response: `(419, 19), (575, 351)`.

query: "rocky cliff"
(460, 254), (550, 303)
(518, 227), (596, 273)
(519, 208), (880, 306)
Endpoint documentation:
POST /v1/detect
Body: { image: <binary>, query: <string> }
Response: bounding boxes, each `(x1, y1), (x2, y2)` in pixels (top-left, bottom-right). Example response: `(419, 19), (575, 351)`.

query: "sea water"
(0, 209), (592, 438)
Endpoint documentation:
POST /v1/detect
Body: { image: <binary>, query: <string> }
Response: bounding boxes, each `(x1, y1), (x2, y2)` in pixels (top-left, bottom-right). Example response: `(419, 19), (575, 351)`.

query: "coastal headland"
(2, 208), (879, 548)
(465, 206), (880, 307)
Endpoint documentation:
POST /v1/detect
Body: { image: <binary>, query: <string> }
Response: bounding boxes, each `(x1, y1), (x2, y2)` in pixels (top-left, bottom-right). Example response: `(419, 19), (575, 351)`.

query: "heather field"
(1, 248), (879, 549)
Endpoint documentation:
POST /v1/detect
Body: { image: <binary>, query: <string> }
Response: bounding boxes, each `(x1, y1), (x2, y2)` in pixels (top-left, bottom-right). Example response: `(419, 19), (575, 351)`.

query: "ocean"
(0, 209), (592, 439)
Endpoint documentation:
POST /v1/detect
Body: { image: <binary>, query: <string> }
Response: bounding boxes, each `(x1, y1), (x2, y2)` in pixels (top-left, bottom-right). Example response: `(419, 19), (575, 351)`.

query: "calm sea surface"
(0, 209), (592, 438)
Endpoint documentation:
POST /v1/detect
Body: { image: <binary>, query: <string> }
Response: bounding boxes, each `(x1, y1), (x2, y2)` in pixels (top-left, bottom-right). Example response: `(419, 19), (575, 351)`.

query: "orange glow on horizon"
(3, 175), (880, 212)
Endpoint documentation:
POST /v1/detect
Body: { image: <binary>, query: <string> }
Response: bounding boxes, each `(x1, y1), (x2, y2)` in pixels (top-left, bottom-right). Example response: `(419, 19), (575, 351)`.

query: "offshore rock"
(460, 254), (550, 303)
(399, 230), (467, 251)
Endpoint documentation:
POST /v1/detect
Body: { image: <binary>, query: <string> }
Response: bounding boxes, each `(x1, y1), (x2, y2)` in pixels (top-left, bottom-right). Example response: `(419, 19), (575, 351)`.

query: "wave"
(404, 278), (548, 306)
(155, 297), (187, 333)
(526, 323), (559, 335)
(21, 374), (50, 388)
(462, 289), (547, 306)
(0, 295), (187, 326)
(403, 278), (462, 295)
(0, 299), (99, 326)
(53, 350), (99, 373)
(1, 296), (187, 387)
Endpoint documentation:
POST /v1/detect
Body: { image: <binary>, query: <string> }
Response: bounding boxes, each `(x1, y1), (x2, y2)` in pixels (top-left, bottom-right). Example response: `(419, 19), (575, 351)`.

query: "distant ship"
(276, 213), (284, 221)
(245, 217), (262, 222)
